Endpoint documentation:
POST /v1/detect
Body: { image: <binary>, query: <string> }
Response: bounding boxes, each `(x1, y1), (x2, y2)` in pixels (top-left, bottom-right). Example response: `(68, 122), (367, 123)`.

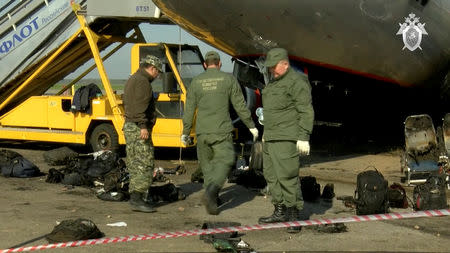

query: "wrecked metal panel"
(443, 113), (450, 156)
(404, 114), (437, 156)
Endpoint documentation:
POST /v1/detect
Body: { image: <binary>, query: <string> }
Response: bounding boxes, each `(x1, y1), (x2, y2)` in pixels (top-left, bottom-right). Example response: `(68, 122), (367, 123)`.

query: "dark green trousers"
(196, 133), (235, 188)
(123, 122), (154, 193)
(263, 140), (301, 208)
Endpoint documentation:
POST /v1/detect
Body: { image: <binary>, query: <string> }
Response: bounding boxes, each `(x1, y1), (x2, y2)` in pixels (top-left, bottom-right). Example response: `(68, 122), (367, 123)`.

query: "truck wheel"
(89, 123), (119, 152)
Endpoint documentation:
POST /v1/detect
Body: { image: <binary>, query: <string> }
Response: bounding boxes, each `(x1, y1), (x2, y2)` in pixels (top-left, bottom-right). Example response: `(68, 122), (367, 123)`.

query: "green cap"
(264, 48), (288, 67)
(140, 55), (163, 72)
(204, 51), (220, 61)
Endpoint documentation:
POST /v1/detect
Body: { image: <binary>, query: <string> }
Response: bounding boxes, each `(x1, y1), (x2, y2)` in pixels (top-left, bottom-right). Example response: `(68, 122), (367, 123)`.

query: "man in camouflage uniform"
(257, 48), (314, 233)
(181, 51), (259, 215)
(123, 55), (162, 213)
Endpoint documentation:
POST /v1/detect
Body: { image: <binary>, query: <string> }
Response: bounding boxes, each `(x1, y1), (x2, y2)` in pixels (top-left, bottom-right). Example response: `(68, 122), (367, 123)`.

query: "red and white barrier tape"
(2, 209), (449, 252)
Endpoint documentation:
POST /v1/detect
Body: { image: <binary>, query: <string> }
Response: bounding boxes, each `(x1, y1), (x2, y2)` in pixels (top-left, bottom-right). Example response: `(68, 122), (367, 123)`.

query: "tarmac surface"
(0, 139), (449, 252)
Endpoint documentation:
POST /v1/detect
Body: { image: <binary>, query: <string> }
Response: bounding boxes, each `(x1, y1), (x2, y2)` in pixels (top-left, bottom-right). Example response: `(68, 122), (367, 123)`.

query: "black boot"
(258, 203), (287, 224)
(129, 192), (156, 213)
(286, 206), (302, 233)
(202, 184), (220, 215)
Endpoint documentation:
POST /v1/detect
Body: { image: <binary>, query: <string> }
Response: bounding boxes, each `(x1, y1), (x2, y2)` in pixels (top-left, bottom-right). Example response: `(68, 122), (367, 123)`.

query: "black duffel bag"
(413, 174), (448, 210)
(1, 156), (40, 178)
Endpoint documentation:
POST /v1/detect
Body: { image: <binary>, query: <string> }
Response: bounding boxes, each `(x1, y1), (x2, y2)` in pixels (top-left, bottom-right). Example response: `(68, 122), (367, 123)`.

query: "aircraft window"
(139, 46), (166, 64)
(169, 48), (204, 89)
(138, 46), (183, 93)
(61, 99), (71, 112)
(155, 101), (183, 119)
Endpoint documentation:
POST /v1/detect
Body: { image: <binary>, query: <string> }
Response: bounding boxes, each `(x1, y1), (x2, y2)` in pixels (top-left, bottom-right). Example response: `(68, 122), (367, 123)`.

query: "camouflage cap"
(204, 51), (220, 61)
(140, 55), (163, 72)
(264, 48), (288, 67)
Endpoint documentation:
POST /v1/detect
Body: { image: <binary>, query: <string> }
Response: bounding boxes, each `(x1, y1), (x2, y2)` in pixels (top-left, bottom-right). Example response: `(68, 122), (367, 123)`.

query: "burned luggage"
(43, 147), (78, 166)
(300, 176), (321, 202)
(388, 183), (408, 208)
(354, 167), (389, 215)
(413, 174), (448, 210)
(45, 218), (103, 243)
(1, 156), (40, 178)
(0, 149), (22, 168)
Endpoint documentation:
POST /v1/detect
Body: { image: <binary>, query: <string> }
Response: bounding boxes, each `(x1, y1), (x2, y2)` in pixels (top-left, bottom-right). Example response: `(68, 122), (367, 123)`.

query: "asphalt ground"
(0, 140), (449, 252)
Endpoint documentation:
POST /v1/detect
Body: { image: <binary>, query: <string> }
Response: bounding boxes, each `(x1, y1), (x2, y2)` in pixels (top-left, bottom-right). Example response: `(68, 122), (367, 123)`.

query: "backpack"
(71, 83), (102, 114)
(354, 168), (389, 215)
(45, 218), (104, 243)
(413, 174), (448, 210)
(1, 156), (40, 178)
(300, 176), (321, 202)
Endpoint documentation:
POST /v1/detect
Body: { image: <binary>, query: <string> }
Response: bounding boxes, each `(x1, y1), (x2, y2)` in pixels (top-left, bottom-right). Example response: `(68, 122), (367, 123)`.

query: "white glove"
(249, 128), (259, 142)
(181, 134), (189, 145)
(296, 140), (310, 156)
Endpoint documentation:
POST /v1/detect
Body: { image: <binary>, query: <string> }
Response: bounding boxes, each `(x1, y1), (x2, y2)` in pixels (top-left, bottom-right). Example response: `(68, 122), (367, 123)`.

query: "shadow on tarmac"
(177, 181), (203, 197)
(218, 184), (259, 212)
(301, 198), (334, 219)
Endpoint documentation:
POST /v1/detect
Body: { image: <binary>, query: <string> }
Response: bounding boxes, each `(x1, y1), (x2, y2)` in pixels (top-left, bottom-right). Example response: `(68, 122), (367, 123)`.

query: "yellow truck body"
(0, 4), (199, 151)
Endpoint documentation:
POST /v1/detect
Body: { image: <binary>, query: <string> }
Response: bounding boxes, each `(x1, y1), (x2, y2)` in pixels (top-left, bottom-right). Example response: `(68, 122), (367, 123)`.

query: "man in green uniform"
(123, 55), (162, 213)
(257, 48), (314, 233)
(181, 51), (259, 215)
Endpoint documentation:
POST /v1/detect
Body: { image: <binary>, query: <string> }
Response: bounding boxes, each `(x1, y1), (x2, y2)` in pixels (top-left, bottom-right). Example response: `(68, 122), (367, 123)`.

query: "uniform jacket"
(262, 68), (314, 141)
(71, 83), (102, 114)
(123, 68), (156, 129)
(183, 68), (255, 135)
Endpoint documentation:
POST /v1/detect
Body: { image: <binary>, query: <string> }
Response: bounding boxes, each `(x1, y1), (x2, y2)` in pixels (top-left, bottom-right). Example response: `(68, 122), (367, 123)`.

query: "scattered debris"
(162, 165), (186, 175)
(313, 223), (348, 233)
(200, 221), (254, 252)
(337, 195), (356, 209)
(147, 183), (186, 203)
(97, 191), (126, 201)
(106, 221), (127, 227)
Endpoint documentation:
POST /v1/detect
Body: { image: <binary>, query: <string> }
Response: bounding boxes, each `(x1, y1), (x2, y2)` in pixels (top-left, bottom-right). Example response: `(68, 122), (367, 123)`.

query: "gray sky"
(67, 24), (232, 79)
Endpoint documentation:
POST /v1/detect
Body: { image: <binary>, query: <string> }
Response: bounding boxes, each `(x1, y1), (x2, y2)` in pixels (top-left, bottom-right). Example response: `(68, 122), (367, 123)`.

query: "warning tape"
(2, 209), (449, 252)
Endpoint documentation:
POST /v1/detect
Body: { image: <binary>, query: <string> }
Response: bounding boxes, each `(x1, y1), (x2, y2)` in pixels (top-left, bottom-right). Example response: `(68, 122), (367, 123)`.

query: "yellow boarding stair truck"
(0, 0), (203, 151)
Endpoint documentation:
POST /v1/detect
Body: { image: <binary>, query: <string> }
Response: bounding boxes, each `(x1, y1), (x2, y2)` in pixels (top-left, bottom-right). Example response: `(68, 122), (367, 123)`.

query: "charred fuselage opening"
(232, 57), (447, 148)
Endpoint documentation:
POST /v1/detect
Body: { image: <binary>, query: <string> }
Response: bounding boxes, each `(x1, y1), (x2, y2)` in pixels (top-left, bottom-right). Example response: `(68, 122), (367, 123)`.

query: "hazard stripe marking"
(2, 209), (449, 252)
